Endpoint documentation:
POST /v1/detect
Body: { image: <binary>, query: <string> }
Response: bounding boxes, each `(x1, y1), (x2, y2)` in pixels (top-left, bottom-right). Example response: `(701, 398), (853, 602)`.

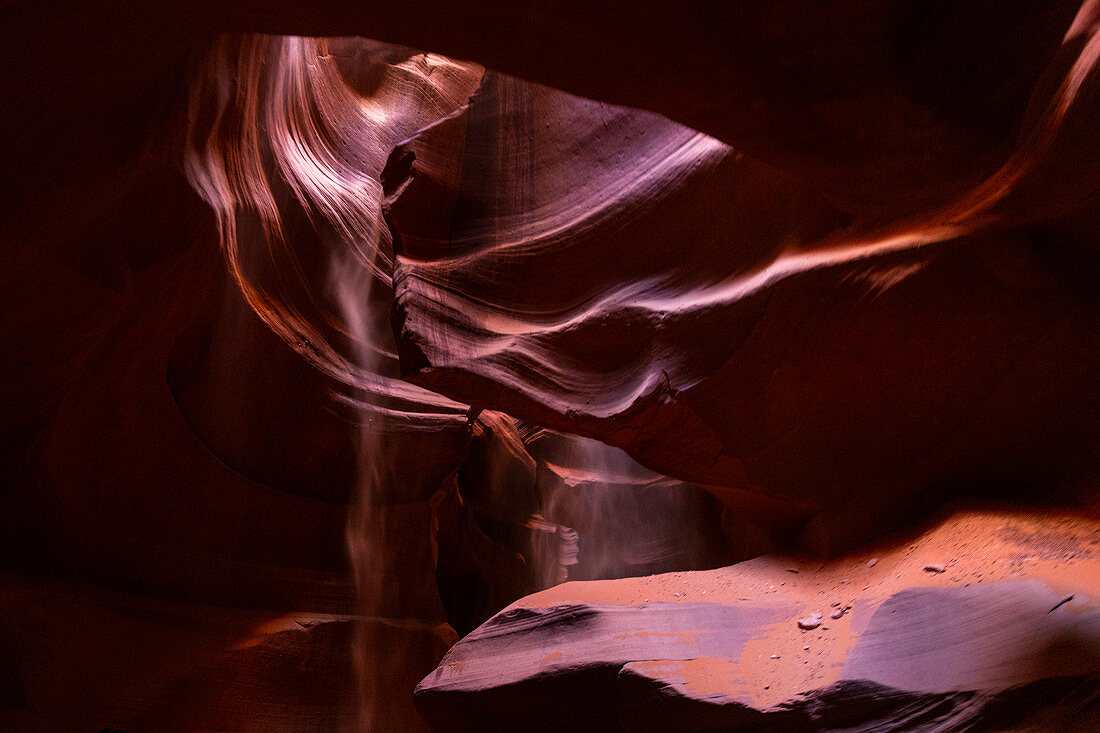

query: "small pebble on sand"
(924, 563), (946, 573)
(798, 612), (823, 630)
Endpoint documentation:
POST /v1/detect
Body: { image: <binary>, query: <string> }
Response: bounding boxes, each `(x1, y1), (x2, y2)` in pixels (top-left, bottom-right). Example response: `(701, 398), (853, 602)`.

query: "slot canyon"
(4, 2), (1100, 730)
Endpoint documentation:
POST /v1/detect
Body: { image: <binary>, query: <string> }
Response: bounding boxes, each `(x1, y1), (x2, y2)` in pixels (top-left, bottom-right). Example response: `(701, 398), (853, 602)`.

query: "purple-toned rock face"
(2, 3), (1099, 731)
(417, 512), (1100, 732)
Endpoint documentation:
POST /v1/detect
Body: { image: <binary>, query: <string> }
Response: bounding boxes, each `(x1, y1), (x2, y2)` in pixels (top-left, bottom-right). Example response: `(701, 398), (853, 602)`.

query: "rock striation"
(2, 2), (1100, 731)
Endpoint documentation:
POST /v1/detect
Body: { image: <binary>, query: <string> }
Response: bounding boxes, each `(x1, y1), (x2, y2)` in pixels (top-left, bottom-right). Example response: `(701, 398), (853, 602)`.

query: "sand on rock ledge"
(416, 506), (1100, 731)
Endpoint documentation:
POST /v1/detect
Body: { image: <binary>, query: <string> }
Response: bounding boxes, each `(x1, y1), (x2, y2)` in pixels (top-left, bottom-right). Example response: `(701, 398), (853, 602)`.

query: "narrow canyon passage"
(2, 3), (1099, 731)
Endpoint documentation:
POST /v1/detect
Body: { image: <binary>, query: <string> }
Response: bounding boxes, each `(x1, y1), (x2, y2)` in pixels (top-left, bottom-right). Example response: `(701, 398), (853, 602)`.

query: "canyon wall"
(2, 2), (1099, 730)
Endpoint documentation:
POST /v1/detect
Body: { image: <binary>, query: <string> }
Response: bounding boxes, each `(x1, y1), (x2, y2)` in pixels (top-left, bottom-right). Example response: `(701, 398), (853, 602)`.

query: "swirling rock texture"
(2, 2), (1099, 731)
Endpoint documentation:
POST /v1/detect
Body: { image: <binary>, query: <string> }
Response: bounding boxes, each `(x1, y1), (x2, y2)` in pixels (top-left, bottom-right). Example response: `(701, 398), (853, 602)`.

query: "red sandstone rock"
(386, 63), (1100, 551)
(2, 3), (1099, 731)
(416, 512), (1100, 731)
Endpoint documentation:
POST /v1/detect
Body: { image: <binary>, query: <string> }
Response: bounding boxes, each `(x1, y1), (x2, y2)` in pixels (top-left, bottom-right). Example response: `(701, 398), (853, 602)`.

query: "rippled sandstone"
(2, 2), (1099, 731)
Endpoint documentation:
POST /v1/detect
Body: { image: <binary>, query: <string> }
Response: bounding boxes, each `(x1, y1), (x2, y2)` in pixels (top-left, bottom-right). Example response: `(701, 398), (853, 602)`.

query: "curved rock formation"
(384, 29), (1100, 552)
(2, 2), (1099, 731)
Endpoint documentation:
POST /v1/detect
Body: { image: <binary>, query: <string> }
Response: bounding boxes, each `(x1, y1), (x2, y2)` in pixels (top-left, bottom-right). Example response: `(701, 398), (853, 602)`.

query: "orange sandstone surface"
(514, 507), (1100, 708)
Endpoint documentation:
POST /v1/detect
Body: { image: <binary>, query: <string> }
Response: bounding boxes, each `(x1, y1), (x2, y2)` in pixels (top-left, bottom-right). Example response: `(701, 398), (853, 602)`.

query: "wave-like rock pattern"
(384, 12), (1100, 549)
(3, 2), (1100, 731)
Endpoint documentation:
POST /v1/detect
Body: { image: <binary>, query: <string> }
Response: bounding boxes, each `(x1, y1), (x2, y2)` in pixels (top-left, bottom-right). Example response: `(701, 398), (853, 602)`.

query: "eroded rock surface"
(417, 511), (1100, 731)
(2, 2), (1100, 731)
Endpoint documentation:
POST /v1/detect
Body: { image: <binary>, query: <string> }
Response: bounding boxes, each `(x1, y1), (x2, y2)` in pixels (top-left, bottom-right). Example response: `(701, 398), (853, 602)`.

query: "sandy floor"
(516, 504), (1100, 707)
